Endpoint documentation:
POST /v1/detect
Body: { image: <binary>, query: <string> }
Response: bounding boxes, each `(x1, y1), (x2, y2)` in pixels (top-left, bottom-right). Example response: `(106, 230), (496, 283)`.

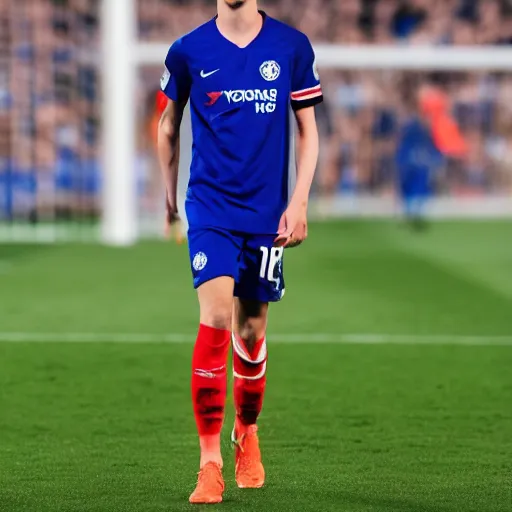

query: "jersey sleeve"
(161, 39), (191, 103)
(290, 34), (323, 111)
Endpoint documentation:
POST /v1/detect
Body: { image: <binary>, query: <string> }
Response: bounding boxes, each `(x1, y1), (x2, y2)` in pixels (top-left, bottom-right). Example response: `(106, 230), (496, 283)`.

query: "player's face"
(224, 0), (247, 9)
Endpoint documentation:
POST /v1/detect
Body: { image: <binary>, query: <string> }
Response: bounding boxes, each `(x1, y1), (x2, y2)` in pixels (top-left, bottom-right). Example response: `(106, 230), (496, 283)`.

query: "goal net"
(1, 0), (512, 244)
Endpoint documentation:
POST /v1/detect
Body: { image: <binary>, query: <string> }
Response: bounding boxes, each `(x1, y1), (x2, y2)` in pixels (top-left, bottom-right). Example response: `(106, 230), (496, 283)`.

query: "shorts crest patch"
(192, 252), (208, 271)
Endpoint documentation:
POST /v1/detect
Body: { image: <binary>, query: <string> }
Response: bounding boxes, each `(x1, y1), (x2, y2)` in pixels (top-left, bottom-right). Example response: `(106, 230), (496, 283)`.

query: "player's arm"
(292, 106), (319, 214)
(158, 39), (191, 219)
(275, 107), (319, 248)
(158, 99), (186, 219)
(275, 35), (323, 248)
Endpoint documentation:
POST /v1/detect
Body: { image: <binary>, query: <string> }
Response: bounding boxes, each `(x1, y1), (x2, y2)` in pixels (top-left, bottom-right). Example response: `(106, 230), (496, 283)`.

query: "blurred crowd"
(0, 0), (100, 220)
(1, 0), (512, 221)
(317, 70), (512, 196)
(140, 0), (512, 45)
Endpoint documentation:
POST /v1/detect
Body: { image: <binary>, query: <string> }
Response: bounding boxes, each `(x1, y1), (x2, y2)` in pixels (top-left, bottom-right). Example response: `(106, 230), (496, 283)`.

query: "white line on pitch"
(0, 332), (511, 346)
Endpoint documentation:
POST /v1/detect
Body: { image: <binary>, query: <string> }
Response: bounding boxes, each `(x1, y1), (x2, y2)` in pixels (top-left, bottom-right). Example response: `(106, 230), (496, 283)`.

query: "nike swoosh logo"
(200, 69), (220, 78)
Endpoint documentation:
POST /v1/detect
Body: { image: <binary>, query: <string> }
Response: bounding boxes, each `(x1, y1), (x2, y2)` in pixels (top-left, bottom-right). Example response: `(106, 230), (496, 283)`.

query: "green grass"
(0, 221), (511, 511)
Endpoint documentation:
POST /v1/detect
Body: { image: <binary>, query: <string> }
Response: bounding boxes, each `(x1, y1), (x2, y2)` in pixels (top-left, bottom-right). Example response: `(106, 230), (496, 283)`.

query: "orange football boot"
(231, 420), (265, 489)
(189, 461), (224, 504)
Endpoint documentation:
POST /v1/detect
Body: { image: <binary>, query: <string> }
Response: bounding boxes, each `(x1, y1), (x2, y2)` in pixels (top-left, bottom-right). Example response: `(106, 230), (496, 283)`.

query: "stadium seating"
(1, 0), (511, 219)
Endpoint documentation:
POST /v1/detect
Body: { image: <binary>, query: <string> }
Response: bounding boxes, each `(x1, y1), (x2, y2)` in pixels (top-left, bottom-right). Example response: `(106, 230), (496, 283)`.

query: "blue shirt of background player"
(160, 12), (323, 235)
(396, 116), (443, 200)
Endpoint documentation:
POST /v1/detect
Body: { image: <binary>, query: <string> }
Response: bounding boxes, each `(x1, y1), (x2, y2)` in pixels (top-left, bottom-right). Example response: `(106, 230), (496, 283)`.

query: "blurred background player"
(158, 0), (322, 504)
(395, 85), (443, 228)
(395, 81), (468, 229)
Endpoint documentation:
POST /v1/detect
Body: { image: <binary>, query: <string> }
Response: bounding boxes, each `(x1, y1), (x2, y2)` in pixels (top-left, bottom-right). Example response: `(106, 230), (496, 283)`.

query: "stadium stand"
(1, 0), (511, 221)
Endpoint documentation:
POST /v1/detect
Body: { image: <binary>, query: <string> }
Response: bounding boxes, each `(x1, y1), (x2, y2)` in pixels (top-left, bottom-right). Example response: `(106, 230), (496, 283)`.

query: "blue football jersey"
(161, 11), (323, 235)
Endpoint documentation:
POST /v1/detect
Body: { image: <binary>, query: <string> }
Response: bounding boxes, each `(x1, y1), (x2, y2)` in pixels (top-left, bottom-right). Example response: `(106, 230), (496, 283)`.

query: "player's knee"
(210, 312), (232, 331)
(202, 310), (232, 331)
(238, 315), (267, 352)
(239, 323), (259, 349)
(198, 277), (234, 330)
(236, 300), (268, 351)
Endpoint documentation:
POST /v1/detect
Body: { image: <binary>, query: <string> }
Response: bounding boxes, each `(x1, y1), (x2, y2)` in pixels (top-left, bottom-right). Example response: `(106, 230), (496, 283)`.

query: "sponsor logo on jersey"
(205, 89), (278, 114)
(200, 69), (220, 78)
(260, 60), (280, 81)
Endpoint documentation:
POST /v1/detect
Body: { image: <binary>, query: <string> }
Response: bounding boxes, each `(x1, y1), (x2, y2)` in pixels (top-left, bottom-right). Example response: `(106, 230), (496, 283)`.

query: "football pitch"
(1, 220), (511, 511)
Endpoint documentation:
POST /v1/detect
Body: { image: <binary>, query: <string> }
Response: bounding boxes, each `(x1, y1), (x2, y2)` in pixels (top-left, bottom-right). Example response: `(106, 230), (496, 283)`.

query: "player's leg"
(193, 277), (234, 469)
(233, 299), (268, 425)
(188, 228), (242, 504)
(231, 298), (268, 489)
(231, 235), (285, 489)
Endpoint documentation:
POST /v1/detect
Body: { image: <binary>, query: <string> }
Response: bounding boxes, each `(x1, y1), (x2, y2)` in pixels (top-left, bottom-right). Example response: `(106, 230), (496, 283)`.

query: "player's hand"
(274, 201), (308, 248)
(165, 195), (179, 224)
(164, 196), (183, 243)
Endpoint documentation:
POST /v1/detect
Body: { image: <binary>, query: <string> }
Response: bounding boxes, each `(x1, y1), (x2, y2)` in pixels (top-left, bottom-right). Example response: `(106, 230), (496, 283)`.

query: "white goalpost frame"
(101, 0), (512, 245)
(101, 0), (138, 246)
(135, 43), (512, 70)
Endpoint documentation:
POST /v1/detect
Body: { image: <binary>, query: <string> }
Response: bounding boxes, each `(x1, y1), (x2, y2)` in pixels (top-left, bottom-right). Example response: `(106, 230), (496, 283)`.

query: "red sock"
(232, 333), (267, 428)
(191, 324), (230, 466)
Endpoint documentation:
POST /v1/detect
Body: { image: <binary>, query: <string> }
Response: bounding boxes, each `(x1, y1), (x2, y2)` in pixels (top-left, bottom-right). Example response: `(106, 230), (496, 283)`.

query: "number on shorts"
(259, 246), (284, 285)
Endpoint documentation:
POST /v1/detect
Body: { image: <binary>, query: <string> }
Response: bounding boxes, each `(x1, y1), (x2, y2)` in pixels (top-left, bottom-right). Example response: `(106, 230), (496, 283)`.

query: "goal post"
(101, 0), (138, 246)
(135, 43), (512, 70)
(101, 0), (512, 245)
